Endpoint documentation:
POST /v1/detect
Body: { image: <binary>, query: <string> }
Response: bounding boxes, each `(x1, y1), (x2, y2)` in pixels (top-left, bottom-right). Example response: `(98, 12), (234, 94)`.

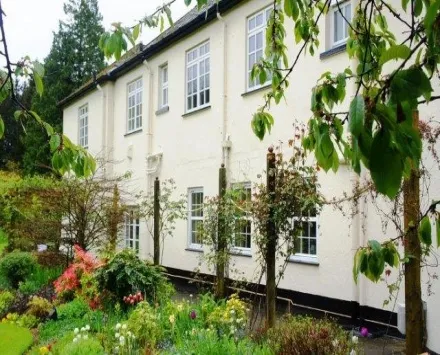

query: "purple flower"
(360, 327), (369, 337)
(190, 310), (197, 320)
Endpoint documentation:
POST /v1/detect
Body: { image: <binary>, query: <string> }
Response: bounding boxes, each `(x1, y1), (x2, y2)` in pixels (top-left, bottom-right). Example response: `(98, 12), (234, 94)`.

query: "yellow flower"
(39, 346), (49, 355)
(169, 314), (175, 324)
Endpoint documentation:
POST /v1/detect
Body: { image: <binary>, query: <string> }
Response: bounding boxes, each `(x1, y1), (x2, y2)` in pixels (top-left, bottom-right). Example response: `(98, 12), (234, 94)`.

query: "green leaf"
(353, 249), (366, 283)
(133, 24), (141, 41)
(32, 61), (45, 77)
(49, 134), (61, 153)
(184, 0), (192, 5)
(33, 72), (44, 96)
(379, 45), (411, 66)
(366, 252), (385, 282)
(390, 67), (432, 105)
(0, 115), (4, 139)
(349, 96), (365, 137)
(436, 215), (440, 248)
(419, 215), (432, 247)
(425, 0), (440, 35)
(368, 240), (382, 254)
(284, 0), (299, 20)
(251, 112), (266, 140)
(370, 130), (403, 198)
(382, 243), (399, 267)
(164, 6), (173, 27)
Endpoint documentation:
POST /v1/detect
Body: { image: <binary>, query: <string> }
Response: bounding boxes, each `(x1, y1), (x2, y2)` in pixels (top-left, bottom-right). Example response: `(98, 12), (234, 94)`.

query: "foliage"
(267, 315), (360, 355)
(94, 249), (173, 305)
(207, 293), (249, 337)
(26, 296), (53, 319)
(35, 251), (66, 268)
(0, 172), (63, 251)
(0, 291), (14, 318)
(164, 328), (273, 355)
(53, 333), (104, 355)
(54, 245), (100, 304)
(2, 312), (39, 329)
(0, 229), (7, 255)
(138, 178), (187, 263)
(0, 251), (37, 288)
(0, 323), (33, 355)
(18, 265), (63, 295)
(38, 317), (85, 344)
(125, 301), (162, 348)
(112, 322), (141, 353)
(57, 298), (90, 321)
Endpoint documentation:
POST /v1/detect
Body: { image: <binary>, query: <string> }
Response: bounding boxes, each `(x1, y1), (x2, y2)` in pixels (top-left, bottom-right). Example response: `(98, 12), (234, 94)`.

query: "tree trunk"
(403, 110), (423, 354)
(216, 164), (227, 299)
(153, 177), (160, 265)
(266, 147), (277, 328)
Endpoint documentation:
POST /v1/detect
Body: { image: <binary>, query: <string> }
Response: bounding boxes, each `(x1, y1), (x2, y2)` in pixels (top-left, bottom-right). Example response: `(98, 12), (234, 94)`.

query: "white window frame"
(246, 6), (272, 91)
(159, 64), (169, 109)
(188, 187), (204, 249)
(78, 104), (88, 148)
(127, 78), (143, 133)
(330, 0), (352, 48)
(125, 210), (140, 253)
(185, 41), (210, 113)
(231, 182), (252, 254)
(289, 210), (319, 263)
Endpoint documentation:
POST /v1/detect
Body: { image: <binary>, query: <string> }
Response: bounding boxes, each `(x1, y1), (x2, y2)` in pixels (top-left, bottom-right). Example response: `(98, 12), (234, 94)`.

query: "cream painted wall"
(62, 0), (440, 350)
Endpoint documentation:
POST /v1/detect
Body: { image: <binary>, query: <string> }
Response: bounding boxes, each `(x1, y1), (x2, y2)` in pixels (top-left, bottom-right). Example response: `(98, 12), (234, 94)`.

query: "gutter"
(58, 0), (244, 108)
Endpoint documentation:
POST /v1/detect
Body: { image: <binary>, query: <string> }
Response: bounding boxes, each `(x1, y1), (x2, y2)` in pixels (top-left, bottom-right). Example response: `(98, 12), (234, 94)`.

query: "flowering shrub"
(207, 294), (249, 336)
(267, 315), (360, 355)
(54, 245), (100, 305)
(126, 301), (162, 349)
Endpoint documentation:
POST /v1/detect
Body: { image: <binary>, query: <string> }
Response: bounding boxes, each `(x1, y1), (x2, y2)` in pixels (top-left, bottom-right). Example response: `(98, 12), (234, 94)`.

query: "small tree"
(138, 179), (186, 263)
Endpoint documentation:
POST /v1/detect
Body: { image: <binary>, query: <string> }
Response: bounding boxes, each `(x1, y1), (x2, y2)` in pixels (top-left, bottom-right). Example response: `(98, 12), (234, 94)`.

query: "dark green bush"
(94, 249), (173, 305)
(0, 251), (37, 288)
(57, 298), (90, 321)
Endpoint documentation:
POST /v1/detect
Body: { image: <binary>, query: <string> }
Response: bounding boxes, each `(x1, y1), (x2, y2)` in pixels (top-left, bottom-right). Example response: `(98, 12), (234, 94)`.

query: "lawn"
(0, 323), (33, 355)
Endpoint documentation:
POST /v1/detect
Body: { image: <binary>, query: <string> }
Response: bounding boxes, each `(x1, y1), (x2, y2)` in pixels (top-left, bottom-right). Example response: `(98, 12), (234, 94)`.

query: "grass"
(0, 323), (33, 355)
(0, 230), (7, 255)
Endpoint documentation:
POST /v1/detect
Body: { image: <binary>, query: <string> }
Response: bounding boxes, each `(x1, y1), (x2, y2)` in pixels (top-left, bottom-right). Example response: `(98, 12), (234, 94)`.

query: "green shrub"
(267, 315), (360, 355)
(94, 249), (173, 305)
(57, 298), (90, 321)
(38, 318), (85, 343)
(0, 251), (37, 288)
(35, 251), (66, 268)
(19, 265), (63, 295)
(127, 301), (162, 348)
(164, 329), (273, 355)
(57, 337), (104, 355)
(26, 296), (53, 319)
(0, 323), (33, 355)
(0, 291), (15, 318)
(2, 312), (39, 329)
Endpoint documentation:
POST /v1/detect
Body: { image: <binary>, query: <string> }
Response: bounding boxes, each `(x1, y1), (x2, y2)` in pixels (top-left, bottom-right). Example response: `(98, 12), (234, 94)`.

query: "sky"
(2, 0), (190, 63)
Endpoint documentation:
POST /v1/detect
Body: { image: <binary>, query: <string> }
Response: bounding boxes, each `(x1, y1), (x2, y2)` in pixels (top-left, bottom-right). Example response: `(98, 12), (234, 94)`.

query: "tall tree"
(22, 0), (105, 175)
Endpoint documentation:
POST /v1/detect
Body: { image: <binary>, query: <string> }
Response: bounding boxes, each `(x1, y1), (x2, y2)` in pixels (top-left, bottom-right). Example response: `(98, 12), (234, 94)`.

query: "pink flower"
(360, 327), (369, 337)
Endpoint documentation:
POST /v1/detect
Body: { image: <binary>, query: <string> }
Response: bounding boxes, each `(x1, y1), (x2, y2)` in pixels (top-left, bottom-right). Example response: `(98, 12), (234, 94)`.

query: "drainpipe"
(217, 12), (231, 179)
(143, 59), (155, 258)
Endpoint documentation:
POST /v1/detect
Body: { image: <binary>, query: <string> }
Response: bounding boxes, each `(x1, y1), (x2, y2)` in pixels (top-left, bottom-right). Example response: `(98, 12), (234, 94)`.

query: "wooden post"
(153, 177), (160, 265)
(403, 111), (423, 354)
(266, 147), (277, 328)
(216, 164), (227, 299)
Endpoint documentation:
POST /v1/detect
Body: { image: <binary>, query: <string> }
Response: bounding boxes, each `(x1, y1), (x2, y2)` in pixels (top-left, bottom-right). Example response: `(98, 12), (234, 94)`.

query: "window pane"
(310, 238), (317, 255)
(310, 221), (317, 238)
(249, 34), (255, 52)
(205, 89), (210, 104)
(334, 11), (343, 42)
(256, 32), (263, 50)
(301, 238), (309, 254)
(256, 13), (263, 27)
(249, 17), (256, 31)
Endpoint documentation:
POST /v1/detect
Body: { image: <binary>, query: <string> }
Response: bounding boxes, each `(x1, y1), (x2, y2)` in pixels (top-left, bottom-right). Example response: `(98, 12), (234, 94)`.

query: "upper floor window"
(247, 6), (272, 90)
(127, 78), (142, 132)
(232, 183), (252, 251)
(125, 210), (140, 253)
(188, 187), (204, 247)
(186, 41), (210, 112)
(78, 104), (88, 148)
(331, 1), (352, 47)
(159, 64), (168, 109)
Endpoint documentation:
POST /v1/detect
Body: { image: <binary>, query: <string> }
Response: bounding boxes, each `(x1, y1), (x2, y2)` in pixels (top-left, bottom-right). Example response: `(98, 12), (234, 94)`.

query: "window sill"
(124, 129), (143, 137)
(320, 43), (346, 60)
(185, 247), (203, 253)
(156, 106), (169, 116)
(241, 84), (271, 97)
(288, 256), (319, 266)
(229, 249), (252, 258)
(182, 105), (211, 118)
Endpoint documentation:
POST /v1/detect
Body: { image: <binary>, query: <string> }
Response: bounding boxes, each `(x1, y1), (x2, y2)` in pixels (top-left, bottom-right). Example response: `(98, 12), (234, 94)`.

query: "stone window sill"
(124, 129), (143, 137)
(182, 105), (211, 118)
(320, 43), (346, 60)
(241, 84), (271, 97)
(156, 106), (169, 116)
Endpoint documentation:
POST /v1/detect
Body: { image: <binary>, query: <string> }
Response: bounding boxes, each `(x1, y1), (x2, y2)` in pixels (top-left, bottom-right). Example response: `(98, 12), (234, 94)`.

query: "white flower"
(332, 339), (339, 347)
(85, 324), (90, 331)
(121, 324), (127, 330)
(352, 336), (358, 344)
(115, 323), (121, 330)
(127, 331), (132, 337)
(114, 346), (119, 353)
(169, 314), (175, 324)
(177, 304), (184, 311)
(350, 350), (357, 355)
(119, 336), (125, 346)
(189, 294), (193, 298)
(115, 332), (120, 338)
(236, 318), (243, 323)
(81, 327), (86, 332)
(83, 334), (88, 340)
(73, 337), (78, 343)
(230, 309), (235, 314)
(74, 328), (79, 334)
